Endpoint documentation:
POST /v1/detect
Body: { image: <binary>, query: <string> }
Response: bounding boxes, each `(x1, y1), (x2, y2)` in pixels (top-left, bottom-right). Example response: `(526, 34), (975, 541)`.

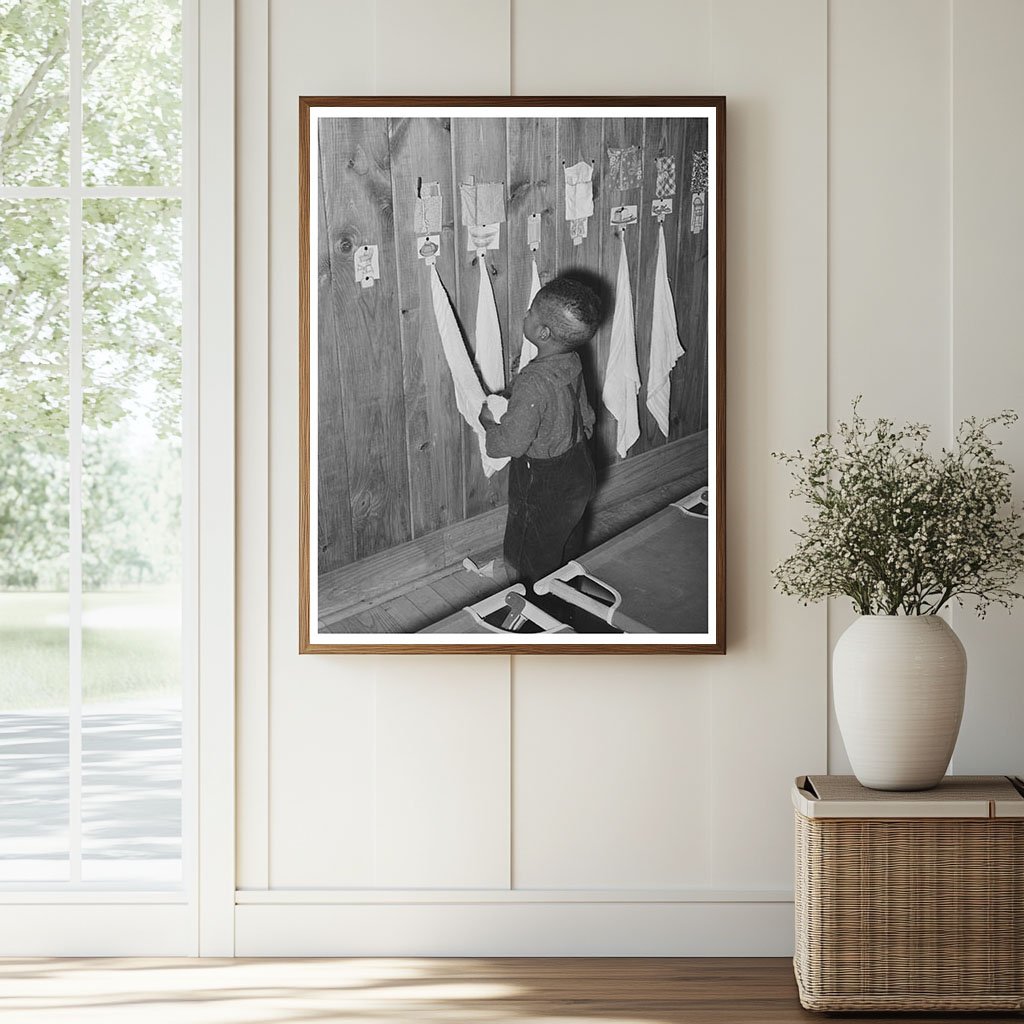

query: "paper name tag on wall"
(527, 213), (541, 252)
(610, 204), (638, 226)
(689, 150), (709, 234)
(651, 198), (673, 221)
(417, 235), (440, 263)
(690, 194), (705, 233)
(414, 181), (442, 235)
(353, 244), (379, 288)
(467, 223), (501, 252)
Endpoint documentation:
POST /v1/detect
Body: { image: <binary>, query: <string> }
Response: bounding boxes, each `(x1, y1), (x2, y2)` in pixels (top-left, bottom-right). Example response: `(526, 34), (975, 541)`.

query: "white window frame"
(0, 0), (234, 956)
(195, 0), (236, 958)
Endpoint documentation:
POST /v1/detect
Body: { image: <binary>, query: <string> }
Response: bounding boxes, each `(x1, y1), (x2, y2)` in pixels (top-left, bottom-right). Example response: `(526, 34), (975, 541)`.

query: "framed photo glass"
(300, 97), (725, 653)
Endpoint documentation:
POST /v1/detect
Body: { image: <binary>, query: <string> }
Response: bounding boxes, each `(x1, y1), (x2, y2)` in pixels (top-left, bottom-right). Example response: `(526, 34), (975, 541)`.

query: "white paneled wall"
(949, 0), (1024, 777)
(826, 0), (952, 773)
(376, 1), (510, 94)
(262, 0), (378, 890)
(829, 0), (951, 429)
(513, 658), (713, 889)
(234, 0), (1024, 954)
(236, 0), (271, 895)
(510, 0), (712, 94)
(827, 0), (1024, 778)
(706, 0), (828, 890)
(260, 0), (516, 901)
(373, 664), (511, 889)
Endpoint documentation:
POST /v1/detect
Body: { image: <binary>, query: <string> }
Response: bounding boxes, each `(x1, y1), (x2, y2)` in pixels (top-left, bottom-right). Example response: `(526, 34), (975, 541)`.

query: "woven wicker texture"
(806, 774), (1023, 803)
(795, 805), (1024, 1011)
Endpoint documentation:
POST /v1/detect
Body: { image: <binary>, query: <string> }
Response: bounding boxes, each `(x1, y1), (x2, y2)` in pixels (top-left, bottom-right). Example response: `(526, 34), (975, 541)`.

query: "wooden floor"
(0, 957), (1018, 1023)
(323, 464), (707, 634)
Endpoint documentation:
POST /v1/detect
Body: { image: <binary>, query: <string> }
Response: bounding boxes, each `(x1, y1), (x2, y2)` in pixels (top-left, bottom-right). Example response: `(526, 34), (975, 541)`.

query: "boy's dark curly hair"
(536, 276), (602, 350)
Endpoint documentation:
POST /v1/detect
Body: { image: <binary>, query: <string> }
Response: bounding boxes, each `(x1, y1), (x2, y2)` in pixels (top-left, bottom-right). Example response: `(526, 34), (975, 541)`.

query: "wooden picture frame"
(300, 97), (725, 653)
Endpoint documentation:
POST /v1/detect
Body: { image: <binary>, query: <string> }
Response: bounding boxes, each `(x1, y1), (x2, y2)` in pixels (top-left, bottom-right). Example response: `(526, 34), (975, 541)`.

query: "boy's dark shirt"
(483, 351), (595, 459)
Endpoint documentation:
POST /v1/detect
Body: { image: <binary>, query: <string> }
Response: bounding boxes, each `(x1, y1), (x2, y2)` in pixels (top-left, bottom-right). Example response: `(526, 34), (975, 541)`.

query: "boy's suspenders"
(567, 379), (582, 447)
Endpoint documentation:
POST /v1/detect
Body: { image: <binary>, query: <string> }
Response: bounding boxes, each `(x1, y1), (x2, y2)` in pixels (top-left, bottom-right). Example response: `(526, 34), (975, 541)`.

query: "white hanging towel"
(517, 257), (542, 372)
(429, 265), (509, 478)
(646, 223), (685, 436)
(474, 255), (505, 393)
(602, 230), (641, 458)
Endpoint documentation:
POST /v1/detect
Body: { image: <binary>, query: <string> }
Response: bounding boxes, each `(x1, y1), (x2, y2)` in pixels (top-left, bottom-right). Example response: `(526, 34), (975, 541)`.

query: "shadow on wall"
(559, 263), (614, 479)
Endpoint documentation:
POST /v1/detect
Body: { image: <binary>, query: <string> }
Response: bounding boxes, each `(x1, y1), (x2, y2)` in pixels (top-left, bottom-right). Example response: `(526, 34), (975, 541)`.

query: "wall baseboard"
(235, 886), (791, 904)
(0, 904), (196, 956)
(235, 898), (794, 957)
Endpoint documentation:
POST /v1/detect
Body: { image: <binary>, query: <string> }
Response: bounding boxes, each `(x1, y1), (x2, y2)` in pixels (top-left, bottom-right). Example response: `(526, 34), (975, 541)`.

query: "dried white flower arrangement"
(773, 401), (1024, 616)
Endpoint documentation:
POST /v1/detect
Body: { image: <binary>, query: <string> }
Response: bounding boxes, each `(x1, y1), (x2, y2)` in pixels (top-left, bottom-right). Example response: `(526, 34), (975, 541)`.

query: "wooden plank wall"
(317, 116), (709, 574)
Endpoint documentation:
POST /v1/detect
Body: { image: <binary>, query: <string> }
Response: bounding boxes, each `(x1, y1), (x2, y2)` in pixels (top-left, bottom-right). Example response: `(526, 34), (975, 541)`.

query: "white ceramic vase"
(833, 615), (967, 791)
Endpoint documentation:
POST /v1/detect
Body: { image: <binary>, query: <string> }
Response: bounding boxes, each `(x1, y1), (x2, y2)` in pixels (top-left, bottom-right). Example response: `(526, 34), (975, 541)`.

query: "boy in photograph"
(479, 277), (601, 586)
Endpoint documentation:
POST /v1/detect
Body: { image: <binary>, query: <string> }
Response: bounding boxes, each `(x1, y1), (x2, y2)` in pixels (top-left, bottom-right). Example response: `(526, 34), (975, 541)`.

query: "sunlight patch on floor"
(0, 958), (684, 1024)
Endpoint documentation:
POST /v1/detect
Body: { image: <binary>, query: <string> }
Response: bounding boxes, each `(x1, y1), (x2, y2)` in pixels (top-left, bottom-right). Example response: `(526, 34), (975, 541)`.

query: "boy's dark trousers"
(503, 440), (596, 587)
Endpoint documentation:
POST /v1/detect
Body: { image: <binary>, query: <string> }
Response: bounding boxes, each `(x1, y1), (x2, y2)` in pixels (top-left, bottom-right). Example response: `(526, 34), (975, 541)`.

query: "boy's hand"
(478, 403), (496, 429)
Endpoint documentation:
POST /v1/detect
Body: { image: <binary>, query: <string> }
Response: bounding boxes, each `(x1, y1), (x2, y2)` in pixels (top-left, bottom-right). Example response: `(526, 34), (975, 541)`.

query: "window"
(0, 0), (192, 889)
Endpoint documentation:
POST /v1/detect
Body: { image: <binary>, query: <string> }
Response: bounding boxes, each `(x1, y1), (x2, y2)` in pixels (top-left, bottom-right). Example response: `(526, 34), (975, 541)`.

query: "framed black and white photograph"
(300, 97), (725, 653)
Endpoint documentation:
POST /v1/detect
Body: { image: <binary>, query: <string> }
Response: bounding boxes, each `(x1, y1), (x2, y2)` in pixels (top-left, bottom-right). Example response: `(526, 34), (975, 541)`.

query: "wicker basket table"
(793, 774), (1024, 1012)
